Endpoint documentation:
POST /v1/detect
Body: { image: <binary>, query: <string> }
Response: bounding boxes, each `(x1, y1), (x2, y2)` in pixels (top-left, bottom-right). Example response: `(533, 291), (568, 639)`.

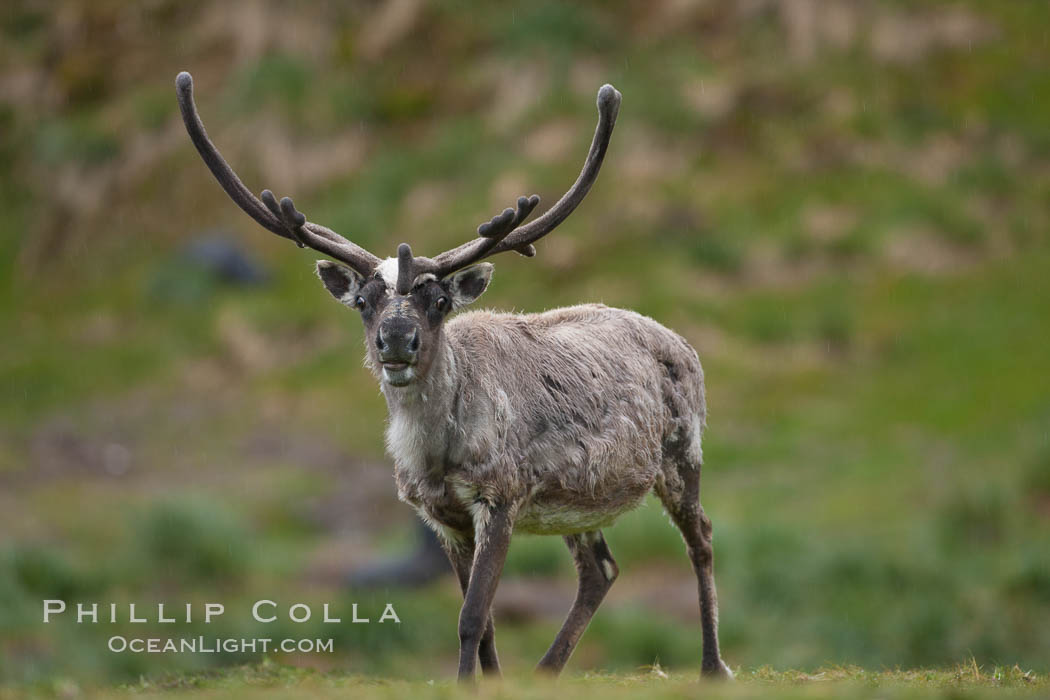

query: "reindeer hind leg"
(536, 530), (618, 675)
(654, 452), (733, 679)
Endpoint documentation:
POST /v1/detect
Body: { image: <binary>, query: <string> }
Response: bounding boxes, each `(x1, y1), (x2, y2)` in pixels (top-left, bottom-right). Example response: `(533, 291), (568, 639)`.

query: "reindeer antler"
(175, 71), (380, 277)
(393, 84), (622, 292)
(177, 72), (620, 291)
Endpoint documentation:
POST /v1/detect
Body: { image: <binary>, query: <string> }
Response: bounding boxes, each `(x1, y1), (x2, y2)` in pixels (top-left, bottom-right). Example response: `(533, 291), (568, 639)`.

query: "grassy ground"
(2, 0), (1050, 693)
(11, 663), (1048, 700)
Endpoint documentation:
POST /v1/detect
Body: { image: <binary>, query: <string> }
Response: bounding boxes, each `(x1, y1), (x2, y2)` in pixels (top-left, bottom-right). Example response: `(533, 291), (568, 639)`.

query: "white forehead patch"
(376, 257), (399, 287)
(374, 257), (439, 293)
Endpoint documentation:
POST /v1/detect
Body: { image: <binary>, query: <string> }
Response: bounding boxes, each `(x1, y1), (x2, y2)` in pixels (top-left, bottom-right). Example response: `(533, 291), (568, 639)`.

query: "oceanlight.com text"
(107, 636), (335, 654)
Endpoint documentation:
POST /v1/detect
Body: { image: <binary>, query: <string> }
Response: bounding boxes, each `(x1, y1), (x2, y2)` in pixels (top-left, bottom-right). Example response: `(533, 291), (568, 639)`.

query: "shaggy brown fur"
(319, 258), (732, 681)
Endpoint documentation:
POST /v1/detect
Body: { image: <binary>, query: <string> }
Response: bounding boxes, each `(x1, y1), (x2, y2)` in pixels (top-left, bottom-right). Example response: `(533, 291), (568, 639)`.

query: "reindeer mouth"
(381, 361), (415, 386)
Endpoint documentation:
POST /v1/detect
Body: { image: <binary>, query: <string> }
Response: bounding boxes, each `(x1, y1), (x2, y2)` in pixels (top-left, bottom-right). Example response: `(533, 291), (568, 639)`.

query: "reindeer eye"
(435, 296), (450, 312)
(353, 295), (366, 310)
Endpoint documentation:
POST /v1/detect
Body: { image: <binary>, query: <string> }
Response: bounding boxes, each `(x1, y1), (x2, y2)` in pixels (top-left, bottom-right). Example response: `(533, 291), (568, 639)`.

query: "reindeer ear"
(316, 260), (366, 306)
(446, 263), (493, 310)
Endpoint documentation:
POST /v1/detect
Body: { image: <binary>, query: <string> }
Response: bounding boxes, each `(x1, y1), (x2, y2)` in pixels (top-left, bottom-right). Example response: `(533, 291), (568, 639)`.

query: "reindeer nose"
(377, 320), (420, 363)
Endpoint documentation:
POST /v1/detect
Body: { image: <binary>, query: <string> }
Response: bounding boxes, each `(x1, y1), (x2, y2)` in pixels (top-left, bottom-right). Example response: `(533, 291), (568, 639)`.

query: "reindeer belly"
(514, 476), (655, 535)
(513, 406), (665, 535)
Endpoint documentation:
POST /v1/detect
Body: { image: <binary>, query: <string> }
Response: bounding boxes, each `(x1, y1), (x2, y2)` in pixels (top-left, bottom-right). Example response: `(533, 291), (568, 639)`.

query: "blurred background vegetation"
(1, 0), (1049, 689)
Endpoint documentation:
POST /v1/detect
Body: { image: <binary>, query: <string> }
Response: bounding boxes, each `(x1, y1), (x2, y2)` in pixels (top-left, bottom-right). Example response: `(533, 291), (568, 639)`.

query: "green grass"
(9, 662), (1046, 699)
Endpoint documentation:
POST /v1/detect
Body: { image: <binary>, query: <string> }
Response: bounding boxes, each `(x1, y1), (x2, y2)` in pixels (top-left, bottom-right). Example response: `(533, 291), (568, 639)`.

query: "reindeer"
(175, 71), (732, 681)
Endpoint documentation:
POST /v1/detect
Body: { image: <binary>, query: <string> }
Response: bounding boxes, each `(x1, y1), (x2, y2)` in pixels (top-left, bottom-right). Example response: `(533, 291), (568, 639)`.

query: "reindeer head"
(175, 72), (620, 387)
(314, 253), (495, 386)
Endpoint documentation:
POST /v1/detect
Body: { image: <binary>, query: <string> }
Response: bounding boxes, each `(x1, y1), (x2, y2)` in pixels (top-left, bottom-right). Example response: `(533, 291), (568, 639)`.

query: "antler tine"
(478, 195), (541, 239)
(260, 189), (306, 247)
(425, 84), (620, 279)
(410, 194), (538, 279)
(175, 71), (380, 276)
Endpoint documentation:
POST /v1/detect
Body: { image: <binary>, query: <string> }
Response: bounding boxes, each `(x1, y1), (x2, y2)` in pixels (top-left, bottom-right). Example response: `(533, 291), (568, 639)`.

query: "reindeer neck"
(381, 333), (458, 425)
(380, 334), (461, 478)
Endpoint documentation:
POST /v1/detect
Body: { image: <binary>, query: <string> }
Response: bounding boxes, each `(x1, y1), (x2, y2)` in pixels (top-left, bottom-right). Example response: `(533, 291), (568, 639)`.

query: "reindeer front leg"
(457, 501), (513, 682)
(443, 537), (501, 675)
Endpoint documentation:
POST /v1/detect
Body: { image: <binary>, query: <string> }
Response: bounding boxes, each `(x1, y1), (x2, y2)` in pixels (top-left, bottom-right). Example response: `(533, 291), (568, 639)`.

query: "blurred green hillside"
(1, 0), (1049, 690)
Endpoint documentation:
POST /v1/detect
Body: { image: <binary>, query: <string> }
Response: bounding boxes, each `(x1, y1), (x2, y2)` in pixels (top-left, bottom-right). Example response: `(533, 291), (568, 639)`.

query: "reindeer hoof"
(701, 660), (735, 680)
